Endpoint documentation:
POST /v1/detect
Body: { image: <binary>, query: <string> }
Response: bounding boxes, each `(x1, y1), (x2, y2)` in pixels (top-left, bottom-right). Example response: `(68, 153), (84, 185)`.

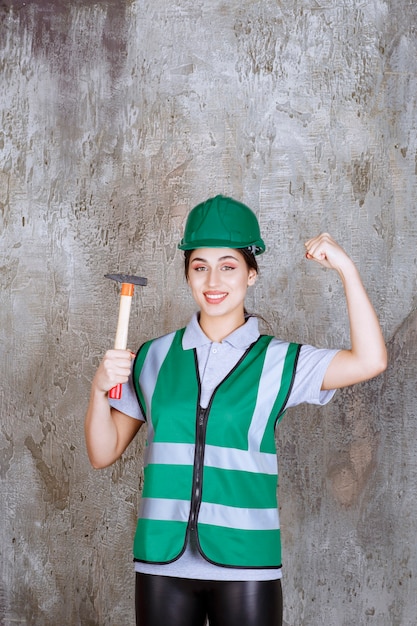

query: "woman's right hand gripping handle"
(84, 350), (142, 469)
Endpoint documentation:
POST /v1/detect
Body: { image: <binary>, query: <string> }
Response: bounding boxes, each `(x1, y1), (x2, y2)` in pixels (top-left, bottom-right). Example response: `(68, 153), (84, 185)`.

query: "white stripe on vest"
(247, 338), (288, 451)
(145, 442), (277, 474)
(139, 497), (280, 531)
(139, 331), (176, 444)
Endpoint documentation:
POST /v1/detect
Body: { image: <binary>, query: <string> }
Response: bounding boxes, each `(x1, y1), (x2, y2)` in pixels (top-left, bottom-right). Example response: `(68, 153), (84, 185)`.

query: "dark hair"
(183, 247), (259, 279)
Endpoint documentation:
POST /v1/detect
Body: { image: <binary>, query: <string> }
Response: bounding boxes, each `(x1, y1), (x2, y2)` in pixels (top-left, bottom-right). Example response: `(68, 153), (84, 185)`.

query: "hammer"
(105, 274), (147, 399)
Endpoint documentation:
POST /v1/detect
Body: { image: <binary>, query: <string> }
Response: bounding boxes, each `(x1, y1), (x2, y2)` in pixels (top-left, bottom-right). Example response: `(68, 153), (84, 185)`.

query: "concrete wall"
(1, 0), (416, 624)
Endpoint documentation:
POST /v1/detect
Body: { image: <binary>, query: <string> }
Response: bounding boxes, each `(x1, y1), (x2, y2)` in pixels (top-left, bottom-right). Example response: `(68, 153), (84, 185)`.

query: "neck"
(198, 311), (246, 342)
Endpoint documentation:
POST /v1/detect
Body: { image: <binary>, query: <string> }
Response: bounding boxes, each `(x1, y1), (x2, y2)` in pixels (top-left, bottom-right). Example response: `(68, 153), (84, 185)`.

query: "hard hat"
(178, 195), (266, 255)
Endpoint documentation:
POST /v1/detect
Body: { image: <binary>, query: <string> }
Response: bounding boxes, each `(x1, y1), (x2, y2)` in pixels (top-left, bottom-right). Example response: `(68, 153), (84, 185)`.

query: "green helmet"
(178, 195), (266, 255)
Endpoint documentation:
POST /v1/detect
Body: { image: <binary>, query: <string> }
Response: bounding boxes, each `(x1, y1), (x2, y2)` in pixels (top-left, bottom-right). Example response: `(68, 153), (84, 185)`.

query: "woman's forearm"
(305, 233), (387, 389)
(84, 386), (120, 468)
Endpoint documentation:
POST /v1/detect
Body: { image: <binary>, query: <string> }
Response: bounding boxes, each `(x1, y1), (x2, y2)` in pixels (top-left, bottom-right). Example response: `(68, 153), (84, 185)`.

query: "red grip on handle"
(109, 383), (122, 400)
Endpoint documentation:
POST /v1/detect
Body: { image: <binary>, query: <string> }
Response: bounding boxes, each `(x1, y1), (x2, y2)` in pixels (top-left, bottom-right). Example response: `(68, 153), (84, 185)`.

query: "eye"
(192, 264), (207, 272)
(220, 264), (236, 271)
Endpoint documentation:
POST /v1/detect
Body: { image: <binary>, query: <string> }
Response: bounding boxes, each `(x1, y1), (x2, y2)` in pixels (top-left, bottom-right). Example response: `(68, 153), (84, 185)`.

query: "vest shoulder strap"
(132, 328), (186, 418)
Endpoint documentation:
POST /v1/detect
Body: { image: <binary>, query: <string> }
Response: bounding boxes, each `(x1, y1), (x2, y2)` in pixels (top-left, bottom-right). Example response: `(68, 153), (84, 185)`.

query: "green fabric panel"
(198, 524), (281, 567)
(260, 342), (300, 453)
(205, 335), (273, 449)
(142, 464), (194, 500)
(133, 518), (187, 562)
(202, 467), (278, 509)
(150, 330), (199, 443)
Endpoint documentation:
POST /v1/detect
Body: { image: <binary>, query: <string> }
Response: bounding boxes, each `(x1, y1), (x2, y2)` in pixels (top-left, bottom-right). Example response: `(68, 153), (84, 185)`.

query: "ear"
(247, 270), (257, 286)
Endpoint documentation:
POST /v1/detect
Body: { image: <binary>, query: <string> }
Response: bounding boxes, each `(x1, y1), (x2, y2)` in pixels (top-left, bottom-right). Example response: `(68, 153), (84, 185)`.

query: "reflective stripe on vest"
(132, 329), (300, 568)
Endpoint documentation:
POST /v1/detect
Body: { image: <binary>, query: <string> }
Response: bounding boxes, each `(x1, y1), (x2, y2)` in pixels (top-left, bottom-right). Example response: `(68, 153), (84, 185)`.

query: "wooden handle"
(113, 293), (133, 350)
(109, 285), (134, 399)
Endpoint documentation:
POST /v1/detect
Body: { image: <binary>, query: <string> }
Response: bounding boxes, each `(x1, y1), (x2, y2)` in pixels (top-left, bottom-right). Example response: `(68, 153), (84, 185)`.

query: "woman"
(84, 195), (387, 626)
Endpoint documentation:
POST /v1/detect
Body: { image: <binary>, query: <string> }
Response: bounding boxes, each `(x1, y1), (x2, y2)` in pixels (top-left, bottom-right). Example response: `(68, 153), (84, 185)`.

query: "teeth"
(206, 293), (226, 300)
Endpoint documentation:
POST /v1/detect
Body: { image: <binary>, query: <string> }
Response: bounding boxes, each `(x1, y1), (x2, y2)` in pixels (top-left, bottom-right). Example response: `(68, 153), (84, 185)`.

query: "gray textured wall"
(1, 1), (416, 624)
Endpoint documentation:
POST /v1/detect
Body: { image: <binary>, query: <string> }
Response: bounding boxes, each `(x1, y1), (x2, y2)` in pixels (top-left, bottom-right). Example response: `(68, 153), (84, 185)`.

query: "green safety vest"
(132, 328), (300, 569)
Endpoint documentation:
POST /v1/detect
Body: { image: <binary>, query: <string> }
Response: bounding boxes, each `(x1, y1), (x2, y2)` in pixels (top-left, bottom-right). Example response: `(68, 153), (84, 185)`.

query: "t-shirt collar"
(182, 312), (260, 350)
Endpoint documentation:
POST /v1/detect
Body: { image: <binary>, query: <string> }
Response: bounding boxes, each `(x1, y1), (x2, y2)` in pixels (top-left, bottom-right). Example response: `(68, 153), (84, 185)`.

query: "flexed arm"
(304, 233), (387, 390)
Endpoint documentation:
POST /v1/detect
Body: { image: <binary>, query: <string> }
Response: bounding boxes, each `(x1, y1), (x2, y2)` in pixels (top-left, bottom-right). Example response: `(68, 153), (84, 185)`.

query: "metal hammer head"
(105, 274), (147, 286)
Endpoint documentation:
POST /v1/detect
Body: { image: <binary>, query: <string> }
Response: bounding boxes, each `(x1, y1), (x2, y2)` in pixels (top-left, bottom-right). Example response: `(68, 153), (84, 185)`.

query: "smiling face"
(187, 248), (257, 338)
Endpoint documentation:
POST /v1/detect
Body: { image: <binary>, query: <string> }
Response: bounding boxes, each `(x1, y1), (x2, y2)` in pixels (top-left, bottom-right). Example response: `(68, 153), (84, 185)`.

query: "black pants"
(135, 573), (283, 626)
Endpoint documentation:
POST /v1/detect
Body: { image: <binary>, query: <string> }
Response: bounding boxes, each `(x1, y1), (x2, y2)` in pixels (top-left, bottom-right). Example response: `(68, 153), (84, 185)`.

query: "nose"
(207, 267), (220, 287)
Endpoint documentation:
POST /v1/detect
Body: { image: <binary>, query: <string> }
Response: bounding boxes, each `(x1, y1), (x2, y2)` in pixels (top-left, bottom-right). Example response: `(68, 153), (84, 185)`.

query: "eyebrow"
(190, 255), (240, 263)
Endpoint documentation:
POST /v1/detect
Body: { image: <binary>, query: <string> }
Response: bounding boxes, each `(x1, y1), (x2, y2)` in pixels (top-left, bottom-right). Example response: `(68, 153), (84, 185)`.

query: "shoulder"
(139, 328), (185, 350)
(286, 344), (339, 408)
(263, 335), (301, 355)
(135, 328), (186, 369)
(296, 344), (339, 370)
(255, 336), (301, 370)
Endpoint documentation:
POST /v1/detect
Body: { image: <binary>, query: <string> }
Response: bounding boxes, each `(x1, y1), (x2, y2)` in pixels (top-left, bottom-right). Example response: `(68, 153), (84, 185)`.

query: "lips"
(204, 291), (228, 304)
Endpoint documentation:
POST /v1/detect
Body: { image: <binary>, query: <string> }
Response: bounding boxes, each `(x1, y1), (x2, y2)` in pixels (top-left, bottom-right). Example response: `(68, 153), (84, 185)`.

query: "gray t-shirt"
(109, 314), (339, 581)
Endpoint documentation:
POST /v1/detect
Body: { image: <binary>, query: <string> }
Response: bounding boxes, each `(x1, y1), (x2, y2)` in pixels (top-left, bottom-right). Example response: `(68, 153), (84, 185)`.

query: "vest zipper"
(187, 342), (258, 535)
(189, 406), (209, 531)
